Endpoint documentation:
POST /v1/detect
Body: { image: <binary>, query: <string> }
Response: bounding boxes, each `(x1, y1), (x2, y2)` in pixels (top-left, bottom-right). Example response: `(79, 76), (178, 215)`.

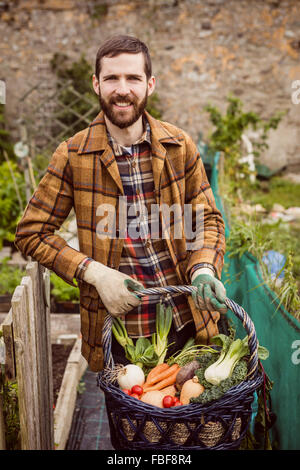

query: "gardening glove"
(191, 268), (227, 314)
(83, 260), (144, 317)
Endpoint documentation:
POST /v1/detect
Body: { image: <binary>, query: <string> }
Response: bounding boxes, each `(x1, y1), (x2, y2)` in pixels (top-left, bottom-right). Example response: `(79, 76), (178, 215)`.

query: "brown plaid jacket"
(14, 110), (226, 371)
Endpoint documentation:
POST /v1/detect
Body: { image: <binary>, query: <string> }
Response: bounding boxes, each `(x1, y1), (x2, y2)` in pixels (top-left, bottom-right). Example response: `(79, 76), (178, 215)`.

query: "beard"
(98, 90), (148, 129)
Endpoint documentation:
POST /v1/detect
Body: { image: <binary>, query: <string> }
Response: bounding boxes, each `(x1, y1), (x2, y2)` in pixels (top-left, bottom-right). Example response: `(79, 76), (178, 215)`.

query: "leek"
(152, 303), (173, 364)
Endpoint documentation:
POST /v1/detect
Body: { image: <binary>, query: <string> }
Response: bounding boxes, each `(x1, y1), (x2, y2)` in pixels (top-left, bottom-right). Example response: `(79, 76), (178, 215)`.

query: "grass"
(226, 208), (300, 319)
(241, 176), (300, 211)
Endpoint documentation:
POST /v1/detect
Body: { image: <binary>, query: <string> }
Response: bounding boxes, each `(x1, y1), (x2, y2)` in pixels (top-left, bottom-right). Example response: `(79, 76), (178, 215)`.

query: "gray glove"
(83, 260), (144, 317)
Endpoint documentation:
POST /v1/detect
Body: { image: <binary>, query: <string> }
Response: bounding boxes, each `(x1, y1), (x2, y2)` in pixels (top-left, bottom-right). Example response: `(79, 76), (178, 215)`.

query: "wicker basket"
(97, 288), (264, 450)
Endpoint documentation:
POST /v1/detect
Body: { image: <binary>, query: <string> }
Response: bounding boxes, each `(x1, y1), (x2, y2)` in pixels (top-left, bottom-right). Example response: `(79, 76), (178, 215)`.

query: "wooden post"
(11, 262), (54, 450)
(0, 309), (17, 450)
(25, 262), (54, 450)
(1, 309), (16, 380)
(0, 392), (5, 450)
(0, 317), (7, 450)
(11, 283), (37, 449)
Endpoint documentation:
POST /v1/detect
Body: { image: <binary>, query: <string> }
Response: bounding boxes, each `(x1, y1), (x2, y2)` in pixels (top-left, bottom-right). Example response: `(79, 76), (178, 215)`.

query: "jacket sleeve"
(14, 141), (88, 287)
(183, 134), (226, 280)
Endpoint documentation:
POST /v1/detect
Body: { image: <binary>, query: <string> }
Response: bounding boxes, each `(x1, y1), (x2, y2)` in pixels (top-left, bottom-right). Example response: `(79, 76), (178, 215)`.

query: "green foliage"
(0, 367), (21, 450)
(272, 252), (300, 319)
(205, 94), (285, 195)
(146, 92), (163, 119)
(0, 257), (25, 295)
(241, 177), (300, 211)
(226, 218), (300, 317)
(0, 161), (26, 250)
(89, 2), (109, 20)
(0, 104), (15, 164)
(50, 272), (79, 302)
(77, 378), (86, 395)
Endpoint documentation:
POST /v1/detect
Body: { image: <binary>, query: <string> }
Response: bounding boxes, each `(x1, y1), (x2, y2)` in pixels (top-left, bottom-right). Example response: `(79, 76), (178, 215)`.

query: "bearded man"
(14, 35), (227, 371)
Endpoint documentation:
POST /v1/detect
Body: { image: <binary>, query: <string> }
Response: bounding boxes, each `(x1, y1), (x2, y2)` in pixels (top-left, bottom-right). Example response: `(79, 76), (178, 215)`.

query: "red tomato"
(163, 395), (174, 408)
(172, 397), (180, 405)
(131, 385), (143, 396)
(174, 401), (183, 406)
(130, 393), (140, 400)
(122, 389), (131, 395)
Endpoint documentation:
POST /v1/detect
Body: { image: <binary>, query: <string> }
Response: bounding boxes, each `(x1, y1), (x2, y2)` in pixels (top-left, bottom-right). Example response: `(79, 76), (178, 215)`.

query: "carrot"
(145, 363), (169, 385)
(143, 365), (180, 392)
(145, 363), (179, 386)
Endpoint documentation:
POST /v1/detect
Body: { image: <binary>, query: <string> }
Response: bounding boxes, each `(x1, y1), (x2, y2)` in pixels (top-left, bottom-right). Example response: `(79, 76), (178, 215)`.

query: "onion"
(117, 364), (145, 390)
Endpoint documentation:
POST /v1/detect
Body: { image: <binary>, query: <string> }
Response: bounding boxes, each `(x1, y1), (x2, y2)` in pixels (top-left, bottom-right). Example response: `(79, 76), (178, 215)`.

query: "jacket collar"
(77, 110), (183, 197)
(77, 110), (182, 155)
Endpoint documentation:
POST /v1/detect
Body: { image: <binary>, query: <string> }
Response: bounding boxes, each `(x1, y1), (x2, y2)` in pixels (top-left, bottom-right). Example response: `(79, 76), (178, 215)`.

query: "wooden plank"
(41, 267), (54, 449)
(11, 284), (36, 450)
(1, 309), (16, 380)
(26, 262), (54, 450)
(20, 275), (40, 448)
(0, 385), (6, 450)
(54, 338), (87, 450)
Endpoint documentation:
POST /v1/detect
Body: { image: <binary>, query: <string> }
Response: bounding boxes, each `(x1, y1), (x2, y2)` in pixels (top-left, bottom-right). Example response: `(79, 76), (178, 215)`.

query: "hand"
(83, 260), (144, 317)
(191, 271), (227, 314)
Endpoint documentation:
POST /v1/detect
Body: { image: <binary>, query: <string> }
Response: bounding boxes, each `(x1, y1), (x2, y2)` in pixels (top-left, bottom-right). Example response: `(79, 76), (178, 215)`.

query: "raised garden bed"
(53, 338), (87, 450)
(52, 343), (75, 406)
(51, 300), (80, 314)
(0, 295), (12, 313)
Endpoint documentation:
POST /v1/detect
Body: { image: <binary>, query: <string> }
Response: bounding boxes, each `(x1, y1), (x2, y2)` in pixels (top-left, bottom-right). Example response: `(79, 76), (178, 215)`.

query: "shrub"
(0, 257), (25, 295)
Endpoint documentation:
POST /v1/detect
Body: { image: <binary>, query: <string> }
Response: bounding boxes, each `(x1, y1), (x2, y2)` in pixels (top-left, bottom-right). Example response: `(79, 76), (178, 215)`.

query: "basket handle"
(102, 286), (259, 380)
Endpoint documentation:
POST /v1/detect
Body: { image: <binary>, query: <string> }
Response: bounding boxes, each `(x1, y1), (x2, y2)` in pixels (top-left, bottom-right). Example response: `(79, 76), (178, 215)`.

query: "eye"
(104, 76), (117, 81)
(128, 76), (142, 81)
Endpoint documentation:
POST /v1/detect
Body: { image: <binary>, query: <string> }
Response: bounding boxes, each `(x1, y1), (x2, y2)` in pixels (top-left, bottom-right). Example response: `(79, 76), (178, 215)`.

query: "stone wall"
(1, 0), (299, 170)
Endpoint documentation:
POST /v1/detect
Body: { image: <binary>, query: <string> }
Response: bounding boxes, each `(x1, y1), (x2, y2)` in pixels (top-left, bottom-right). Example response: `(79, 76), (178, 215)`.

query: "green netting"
(210, 152), (300, 450)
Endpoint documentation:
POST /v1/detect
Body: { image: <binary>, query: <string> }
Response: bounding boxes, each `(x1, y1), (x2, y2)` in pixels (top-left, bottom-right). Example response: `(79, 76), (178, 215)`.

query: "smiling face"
(93, 52), (155, 129)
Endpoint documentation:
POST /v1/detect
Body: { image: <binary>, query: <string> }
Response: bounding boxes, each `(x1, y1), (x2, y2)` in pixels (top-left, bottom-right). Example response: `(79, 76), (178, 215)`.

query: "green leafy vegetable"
(112, 318), (159, 369)
(204, 334), (269, 386)
(151, 303), (173, 364)
(192, 359), (248, 404)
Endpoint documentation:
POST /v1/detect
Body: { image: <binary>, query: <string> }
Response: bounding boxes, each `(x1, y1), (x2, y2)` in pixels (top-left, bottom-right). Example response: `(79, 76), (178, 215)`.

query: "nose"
(115, 78), (130, 96)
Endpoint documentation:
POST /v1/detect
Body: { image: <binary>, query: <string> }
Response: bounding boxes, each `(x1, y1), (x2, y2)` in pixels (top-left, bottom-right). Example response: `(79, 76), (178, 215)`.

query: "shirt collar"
(107, 115), (151, 157)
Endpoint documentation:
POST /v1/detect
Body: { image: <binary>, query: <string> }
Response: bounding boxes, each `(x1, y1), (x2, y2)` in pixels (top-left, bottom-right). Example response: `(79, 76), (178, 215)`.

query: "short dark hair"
(95, 35), (152, 80)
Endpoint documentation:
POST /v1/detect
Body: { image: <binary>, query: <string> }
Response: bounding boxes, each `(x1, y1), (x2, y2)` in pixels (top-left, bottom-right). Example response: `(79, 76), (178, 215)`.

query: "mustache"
(109, 95), (135, 104)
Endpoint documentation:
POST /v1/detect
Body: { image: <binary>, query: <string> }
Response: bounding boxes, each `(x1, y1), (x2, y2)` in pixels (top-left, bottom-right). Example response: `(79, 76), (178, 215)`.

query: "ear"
(147, 76), (156, 97)
(92, 74), (100, 95)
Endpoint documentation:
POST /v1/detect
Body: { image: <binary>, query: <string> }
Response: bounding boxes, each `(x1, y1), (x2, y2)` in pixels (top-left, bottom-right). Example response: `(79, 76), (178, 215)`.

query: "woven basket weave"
(97, 288), (264, 450)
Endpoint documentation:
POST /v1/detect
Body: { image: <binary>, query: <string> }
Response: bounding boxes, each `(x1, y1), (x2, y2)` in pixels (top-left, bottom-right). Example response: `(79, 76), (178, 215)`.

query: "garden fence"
(0, 261), (54, 450)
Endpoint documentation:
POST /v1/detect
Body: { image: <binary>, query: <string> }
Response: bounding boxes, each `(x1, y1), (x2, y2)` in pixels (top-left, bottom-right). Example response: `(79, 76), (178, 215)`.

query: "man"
(14, 35), (227, 372)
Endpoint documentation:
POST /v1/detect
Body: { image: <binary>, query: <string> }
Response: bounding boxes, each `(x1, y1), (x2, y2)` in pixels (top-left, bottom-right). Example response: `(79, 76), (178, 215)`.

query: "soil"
(52, 342), (75, 405)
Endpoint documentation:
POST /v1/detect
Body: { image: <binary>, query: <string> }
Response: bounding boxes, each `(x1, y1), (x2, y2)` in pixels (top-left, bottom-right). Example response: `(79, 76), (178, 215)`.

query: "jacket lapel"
(78, 111), (124, 195)
(144, 111), (182, 198)
(98, 145), (124, 195)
